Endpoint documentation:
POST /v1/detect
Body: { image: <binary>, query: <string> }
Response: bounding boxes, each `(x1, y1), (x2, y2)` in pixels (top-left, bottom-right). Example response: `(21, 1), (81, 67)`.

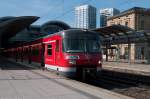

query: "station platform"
(0, 57), (134, 99)
(103, 62), (150, 76)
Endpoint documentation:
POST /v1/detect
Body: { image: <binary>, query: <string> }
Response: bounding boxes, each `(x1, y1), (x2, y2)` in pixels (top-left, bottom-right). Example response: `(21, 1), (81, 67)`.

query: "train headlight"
(98, 60), (102, 64)
(69, 60), (76, 65)
(66, 55), (79, 59)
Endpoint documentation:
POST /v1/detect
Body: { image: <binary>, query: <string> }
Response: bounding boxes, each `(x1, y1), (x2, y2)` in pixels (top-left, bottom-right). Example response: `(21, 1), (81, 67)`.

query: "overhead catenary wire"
(54, 0), (137, 20)
(54, 0), (93, 20)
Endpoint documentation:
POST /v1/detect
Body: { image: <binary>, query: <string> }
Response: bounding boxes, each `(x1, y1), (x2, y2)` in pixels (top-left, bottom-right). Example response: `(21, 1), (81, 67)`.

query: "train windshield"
(63, 39), (101, 53)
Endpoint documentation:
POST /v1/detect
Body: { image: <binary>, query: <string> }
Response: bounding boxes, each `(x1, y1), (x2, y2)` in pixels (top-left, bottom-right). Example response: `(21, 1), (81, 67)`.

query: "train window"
(56, 40), (59, 52)
(32, 47), (39, 56)
(86, 40), (101, 53)
(63, 39), (85, 53)
(63, 39), (101, 53)
(47, 44), (52, 55)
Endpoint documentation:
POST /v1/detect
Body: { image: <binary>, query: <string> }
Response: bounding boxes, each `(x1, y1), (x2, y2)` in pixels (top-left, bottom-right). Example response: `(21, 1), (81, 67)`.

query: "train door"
(45, 41), (56, 66)
(41, 43), (45, 67)
(28, 46), (32, 64)
(55, 40), (61, 67)
(21, 47), (23, 62)
(15, 48), (18, 62)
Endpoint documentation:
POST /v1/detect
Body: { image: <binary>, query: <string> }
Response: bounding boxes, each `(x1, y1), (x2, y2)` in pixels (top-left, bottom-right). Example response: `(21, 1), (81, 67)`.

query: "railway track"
(85, 70), (150, 99)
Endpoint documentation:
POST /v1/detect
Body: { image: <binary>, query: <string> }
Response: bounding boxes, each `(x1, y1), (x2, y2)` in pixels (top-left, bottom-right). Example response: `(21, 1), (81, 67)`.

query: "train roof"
(24, 29), (100, 44)
(42, 29), (99, 39)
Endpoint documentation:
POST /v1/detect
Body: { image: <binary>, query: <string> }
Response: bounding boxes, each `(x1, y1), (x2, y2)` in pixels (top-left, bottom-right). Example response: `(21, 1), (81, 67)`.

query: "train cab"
(44, 29), (102, 77)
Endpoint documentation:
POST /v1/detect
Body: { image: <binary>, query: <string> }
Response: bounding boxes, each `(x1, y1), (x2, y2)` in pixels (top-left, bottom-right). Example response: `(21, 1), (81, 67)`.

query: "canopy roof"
(91, 25), (134, 37)
(0, 16), (39, 47)
(91, 25), (150, 44)
(0, 16), (39, 39)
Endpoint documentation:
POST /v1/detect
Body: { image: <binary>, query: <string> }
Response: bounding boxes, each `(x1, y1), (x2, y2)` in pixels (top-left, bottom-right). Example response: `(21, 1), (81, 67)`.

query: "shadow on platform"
(0, 57), (39, 70)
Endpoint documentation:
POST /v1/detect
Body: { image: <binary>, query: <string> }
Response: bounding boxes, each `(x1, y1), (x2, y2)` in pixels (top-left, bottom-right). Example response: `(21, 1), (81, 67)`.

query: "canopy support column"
(148, 38), (150, 64)
(106, 44), (108, 62)
(116, 44), (120, 63)
(128, 41), (131, 64)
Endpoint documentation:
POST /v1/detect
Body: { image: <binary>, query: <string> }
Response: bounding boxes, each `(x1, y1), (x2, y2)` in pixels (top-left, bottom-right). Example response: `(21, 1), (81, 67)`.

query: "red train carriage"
(3, 29), (102, 77)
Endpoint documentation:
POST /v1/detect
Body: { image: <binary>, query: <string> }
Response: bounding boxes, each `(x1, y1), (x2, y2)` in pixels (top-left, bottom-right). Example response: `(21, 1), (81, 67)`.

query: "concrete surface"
(0, 57), (134, 99)
(103, 62), (150, 76)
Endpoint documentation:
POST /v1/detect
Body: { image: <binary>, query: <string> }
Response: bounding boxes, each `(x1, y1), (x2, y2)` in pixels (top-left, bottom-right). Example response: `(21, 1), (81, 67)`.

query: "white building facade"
(75, 5), (96, 29)
(100, 8), (120, 27)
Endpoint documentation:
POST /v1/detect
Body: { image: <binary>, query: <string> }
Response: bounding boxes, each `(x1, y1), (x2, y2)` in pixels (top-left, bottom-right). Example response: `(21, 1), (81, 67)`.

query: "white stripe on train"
(43, 40), (56, 44)
(45, 64), (76, 72)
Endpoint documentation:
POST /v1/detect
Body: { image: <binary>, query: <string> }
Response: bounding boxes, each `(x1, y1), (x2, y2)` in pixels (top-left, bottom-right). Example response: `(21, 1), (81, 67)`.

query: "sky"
(0, 0), (149, 27)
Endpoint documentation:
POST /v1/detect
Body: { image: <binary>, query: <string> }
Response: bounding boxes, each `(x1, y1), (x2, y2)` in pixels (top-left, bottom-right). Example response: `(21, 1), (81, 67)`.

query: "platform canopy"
(0, 16), (39, 48)
(0, 16), (39, 40)
(92, 25), (133, 37)
(91, 25), (150, 45)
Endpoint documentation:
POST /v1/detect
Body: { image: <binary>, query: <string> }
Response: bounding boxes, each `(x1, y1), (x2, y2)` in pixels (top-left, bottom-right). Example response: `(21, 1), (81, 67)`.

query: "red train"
(3, 29), (102, 77)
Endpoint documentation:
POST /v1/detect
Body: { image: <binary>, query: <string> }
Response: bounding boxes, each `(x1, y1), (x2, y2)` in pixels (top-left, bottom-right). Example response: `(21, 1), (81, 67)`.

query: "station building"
(106, 7), (150, 63)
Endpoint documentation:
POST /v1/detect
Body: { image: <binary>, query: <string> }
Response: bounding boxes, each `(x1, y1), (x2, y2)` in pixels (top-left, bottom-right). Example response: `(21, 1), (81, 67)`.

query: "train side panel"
(30, 43), (43, 66)
(44, 35), (63, 71)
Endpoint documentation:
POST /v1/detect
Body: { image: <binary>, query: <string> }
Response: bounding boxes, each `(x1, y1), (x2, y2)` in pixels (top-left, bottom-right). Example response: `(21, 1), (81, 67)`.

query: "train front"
(61, 29), (102, 78)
